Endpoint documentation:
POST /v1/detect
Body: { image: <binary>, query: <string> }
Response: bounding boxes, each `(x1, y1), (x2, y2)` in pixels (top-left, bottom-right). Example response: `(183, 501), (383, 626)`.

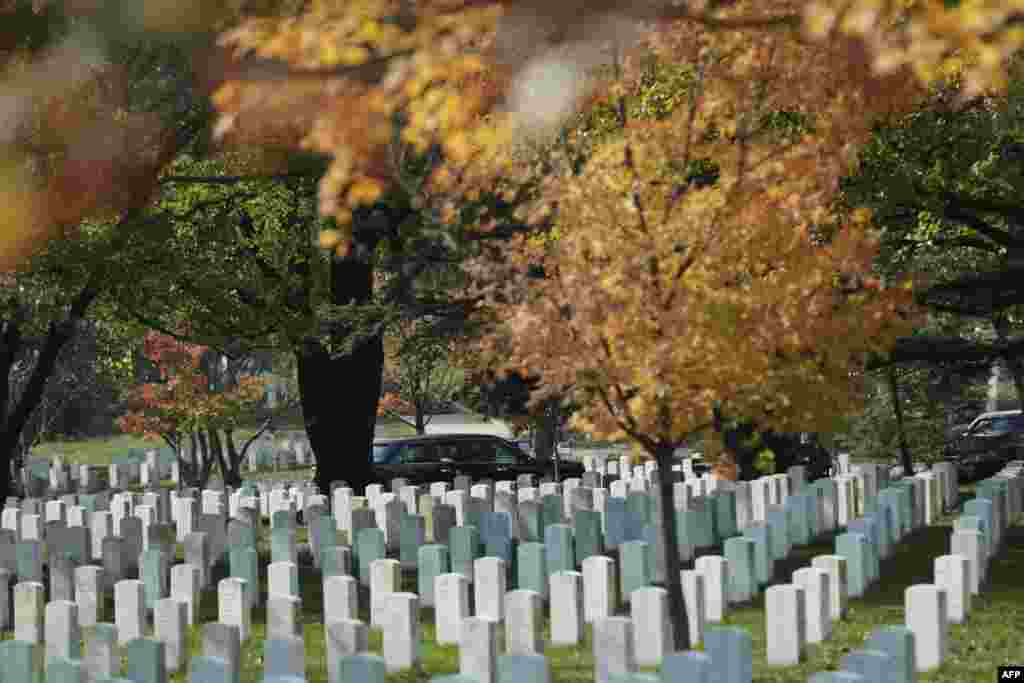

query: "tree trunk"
(653, 443), (689, 651)
(415, 402), (427, 435)
(220, 428), (245, 488)
(299, 251), (384, 496)
(197, 430), (217, 489)
(0, 283), (97, 501)
(210, 428), (232, 487)
(993, 313), (1024, 410)
(1005, 354), (1024, 411)
(533, 398), (559, 463)
(0, 311), (23, 501)
(886, 365), (915, 477)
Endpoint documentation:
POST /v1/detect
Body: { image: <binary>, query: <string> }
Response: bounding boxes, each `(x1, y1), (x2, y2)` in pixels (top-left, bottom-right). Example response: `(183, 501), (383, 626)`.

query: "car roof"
(972, 410), (1023, 420)
(373, 434), (510, 445)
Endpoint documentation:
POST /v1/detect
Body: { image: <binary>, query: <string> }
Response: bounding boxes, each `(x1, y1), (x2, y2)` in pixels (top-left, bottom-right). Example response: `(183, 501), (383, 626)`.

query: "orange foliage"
(463, 10), (926, 456)
(118, 332), (266, 442)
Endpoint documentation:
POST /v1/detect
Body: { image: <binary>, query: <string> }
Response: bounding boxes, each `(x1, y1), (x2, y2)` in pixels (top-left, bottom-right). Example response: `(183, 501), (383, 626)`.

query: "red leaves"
(119, 332), (266, 441)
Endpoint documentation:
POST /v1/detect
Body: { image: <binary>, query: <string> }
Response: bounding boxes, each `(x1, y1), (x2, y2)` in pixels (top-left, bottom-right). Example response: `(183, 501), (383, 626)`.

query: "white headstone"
(504, 589), (544, 654)
(218, 577), (251, 642)
(680, 569), (705, 648)
(474, 557), (506, 622)
(811, 554), (848, 620)
(593, 617), (636, 683)
(370, 559), (401, 628)
(905, 584), (948, 671)
(114, 579), (145, 645)
(631, 587), (671, 667)
(45, 599), (79, 664)
(171, 563), (201, 627)
(435, 572), (470, 645)
(155, 597), (187, 672)
(694, 555), (728, 623)
(934, 554), (970, 624)
(792, 567), (831, 643)
(324, 574), (359, 622)
(550, 571), (584, 646)
(582, 555), (618, 623)
(383, 593), (419, 671)
(459, 617), (498, 683)
(765, 584), (805, 665)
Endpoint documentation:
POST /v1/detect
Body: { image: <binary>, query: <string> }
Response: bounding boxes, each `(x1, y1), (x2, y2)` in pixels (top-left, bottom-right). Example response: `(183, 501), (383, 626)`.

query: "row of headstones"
(715, 462), (962, 671)
(2, 477), (1011, 683)
(27, 449), (178, 497)
(0, 618), (317, 683)
(245, 433), (313, 470)
(322, 461), (884, 573)
(817, 467), (1024, 683)
(318, 458), (912, 621)
(315, 463), (947, 677)
(766, 467), (1022, 659)
(0, 463), (982, 683)
(416, 462), (1000, 679)
(0, 483), (298, 652)
(578, 463), (1021, 683)
(0, 470), (326, 574)
(0, 485), (253, 591)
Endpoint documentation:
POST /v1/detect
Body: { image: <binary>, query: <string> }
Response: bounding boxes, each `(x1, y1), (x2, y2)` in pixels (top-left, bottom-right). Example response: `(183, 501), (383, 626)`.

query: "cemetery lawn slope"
(717, 505), (1024, 682)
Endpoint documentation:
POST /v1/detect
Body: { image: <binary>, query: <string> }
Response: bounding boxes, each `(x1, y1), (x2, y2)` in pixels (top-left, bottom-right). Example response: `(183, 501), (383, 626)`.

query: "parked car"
(370, 433), (584, 486)
(944, 409), (1024, 480)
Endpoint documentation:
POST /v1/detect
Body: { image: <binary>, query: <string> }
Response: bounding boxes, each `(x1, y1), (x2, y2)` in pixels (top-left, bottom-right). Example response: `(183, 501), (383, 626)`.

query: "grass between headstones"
(711, 489), (1024, 683)
(77, 480), (1023, 683)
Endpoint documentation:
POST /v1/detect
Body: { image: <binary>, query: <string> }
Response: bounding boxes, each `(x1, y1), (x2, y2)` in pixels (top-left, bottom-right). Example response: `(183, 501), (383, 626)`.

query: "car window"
(391, 443), (438, 465)
(372, 444), (395, 464)
(975, 417), (1010, 434)
(436, 442), (460, 462)
(495, 443), (522, 464)
(457, 439), (496, 462)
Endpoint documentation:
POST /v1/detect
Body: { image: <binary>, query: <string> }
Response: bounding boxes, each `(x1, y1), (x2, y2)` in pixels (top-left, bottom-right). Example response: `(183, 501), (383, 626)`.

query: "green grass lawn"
(89, 487), (1021, 683)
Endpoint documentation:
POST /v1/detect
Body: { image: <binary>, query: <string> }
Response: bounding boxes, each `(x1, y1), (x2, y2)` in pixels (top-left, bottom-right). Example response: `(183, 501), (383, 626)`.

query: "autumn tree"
(118, 332), (269, 488)
(460, 11), (924, 647)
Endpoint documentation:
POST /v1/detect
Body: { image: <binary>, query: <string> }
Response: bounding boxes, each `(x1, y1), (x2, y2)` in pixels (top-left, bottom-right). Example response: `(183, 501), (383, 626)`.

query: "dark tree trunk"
(533, 398), (559, 463)
(223, 425), (267, 488)
(886, 365), (915, 477)
(210, 428), (233, 487)
(415, 402), (427, 435)
(1006, 355), (1024, 411)
(300, 250), (384, 496)
(196, 430), (217, 490)
(0, 312), (23, 500)
(0, 284), (97, 501)
(993, 314), (1024, 410)
(653, 443), (689, 651)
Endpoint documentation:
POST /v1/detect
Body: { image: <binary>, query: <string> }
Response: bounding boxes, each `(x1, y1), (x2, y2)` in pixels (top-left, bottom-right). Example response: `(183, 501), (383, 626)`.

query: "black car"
(370, 434), (585, 486)
(944, 410), (1024, 480)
